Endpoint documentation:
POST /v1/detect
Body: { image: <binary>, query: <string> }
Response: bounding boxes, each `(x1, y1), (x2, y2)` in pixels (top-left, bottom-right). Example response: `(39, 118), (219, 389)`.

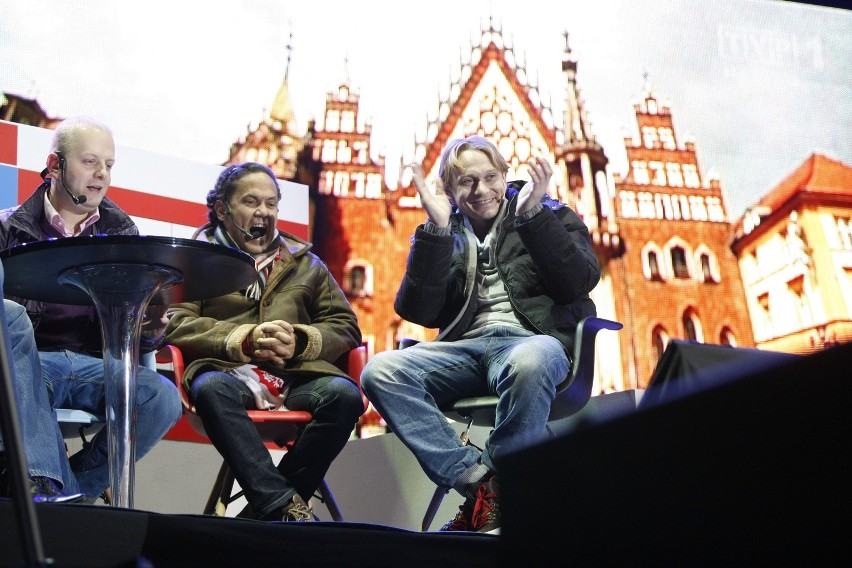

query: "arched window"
(649, 252), (662, 281)
(682, 308), (703, 342)
(671, 246), (689, 279)
(343, 260), (373, 298)
(642, 243), (665, 281)
(720, 327), (737, 347)
(349, 266), (366, 295)
(837, 218), (852, 250)
(699, 253), (718, 283)
(700, 253), (712, 281)
(652, 325), (669, 362)
(684, 317), (696, 340)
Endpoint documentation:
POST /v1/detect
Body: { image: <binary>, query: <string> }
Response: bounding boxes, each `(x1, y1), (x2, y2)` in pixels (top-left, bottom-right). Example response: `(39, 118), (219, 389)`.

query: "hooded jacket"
(395, 182), (601, 356)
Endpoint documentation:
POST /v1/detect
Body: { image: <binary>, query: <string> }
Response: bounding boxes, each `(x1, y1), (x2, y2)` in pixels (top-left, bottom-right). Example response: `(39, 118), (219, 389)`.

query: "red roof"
(757, 153), (852, 210)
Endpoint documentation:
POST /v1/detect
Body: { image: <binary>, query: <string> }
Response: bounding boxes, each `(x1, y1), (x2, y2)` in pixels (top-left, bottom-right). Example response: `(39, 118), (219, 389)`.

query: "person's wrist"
(424, 220), (451, 235)
(516, 202), (543, 221)
(242, 334), (255, 355)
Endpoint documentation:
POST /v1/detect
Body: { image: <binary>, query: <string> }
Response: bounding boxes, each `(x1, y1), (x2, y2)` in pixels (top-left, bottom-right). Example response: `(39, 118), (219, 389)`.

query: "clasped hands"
(140, 305), (294, 366)
(246, 320), (296, 366)
(409, 155), (553, 226)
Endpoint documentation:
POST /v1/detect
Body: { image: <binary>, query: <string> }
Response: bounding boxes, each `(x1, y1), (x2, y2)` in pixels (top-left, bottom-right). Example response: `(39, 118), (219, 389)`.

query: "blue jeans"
(2, 298), (182, 496)
(1, 299), (71, 490)
(190, 371), (363, 519)
(35, 349), (182, 496)
(361, 326), (570, 489)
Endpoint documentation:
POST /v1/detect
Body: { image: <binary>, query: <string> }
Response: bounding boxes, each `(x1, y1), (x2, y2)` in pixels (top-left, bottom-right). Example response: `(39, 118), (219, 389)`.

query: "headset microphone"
(225, 206), (264, 241)
(56, 152), (87, 205)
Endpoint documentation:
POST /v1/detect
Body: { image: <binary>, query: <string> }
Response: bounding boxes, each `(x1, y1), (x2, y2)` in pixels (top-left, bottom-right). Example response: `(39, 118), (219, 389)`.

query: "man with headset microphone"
(0, 116), (182, 503)
(161, 162), (363, 522)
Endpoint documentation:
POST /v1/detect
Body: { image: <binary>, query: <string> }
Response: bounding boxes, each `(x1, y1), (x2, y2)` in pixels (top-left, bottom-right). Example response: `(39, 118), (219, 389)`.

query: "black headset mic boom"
(236, 222), (264, 242)
(56, 152), (87, 205)
(226, 207), (263, 241)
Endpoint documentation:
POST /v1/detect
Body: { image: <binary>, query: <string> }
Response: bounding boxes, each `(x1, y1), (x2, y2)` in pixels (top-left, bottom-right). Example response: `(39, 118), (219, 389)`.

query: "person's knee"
(360, 364), (379, 398)
(189, 373), (231, 406)
(5, 300), (33, 337)
(514, 355), (567, 381)
(4, 299), (28, 325)
(143, 373), (182, 423)
(163, 382), (183, 423)
(360, 350), (403, 396)
(326, 378), (365, 419)
(517, 337), (568, 374)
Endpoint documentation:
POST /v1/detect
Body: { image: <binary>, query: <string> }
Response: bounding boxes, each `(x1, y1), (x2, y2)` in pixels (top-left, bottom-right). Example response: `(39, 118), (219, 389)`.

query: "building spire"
(343, 53), (351, 85)
(284, 29), (293, 82)
(268, 27), (298, 136)
(642, 68), (653, 96)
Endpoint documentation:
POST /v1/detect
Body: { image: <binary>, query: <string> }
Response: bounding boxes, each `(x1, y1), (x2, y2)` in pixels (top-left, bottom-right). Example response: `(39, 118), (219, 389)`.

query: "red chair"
(156, 344), (368, 521)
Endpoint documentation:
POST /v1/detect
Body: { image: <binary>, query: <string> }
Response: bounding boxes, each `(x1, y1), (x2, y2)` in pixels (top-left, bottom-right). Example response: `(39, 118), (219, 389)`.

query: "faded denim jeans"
(361, 325), (570, 488)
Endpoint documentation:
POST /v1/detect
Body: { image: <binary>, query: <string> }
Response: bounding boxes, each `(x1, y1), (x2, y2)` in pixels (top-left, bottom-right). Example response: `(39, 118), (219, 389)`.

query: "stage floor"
(0, 499), (499, 568)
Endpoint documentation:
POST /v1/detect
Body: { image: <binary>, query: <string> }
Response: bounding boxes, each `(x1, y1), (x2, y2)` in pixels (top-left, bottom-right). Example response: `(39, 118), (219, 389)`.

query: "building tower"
(555, 32), (625, 393)
(295, 71), (399, 354)
(610, 80), (754, 387)
(226, 33), (304, 180)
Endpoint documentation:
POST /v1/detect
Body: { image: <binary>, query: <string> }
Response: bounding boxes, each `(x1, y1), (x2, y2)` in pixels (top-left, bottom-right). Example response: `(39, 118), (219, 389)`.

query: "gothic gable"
(410, 23), (559, 199)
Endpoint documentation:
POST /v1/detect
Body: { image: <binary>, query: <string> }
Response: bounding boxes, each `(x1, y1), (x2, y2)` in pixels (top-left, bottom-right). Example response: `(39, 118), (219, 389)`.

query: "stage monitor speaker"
(639, 339), (802, 409)
(497, 340), (851, 567)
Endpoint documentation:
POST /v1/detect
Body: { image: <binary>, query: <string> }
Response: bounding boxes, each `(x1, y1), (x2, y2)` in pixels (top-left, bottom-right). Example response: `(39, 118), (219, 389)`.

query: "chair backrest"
(340, 345), (369, 412)
(155, 344), (189, 412)
(549, 316), (623, 420)
(440, 316), (622, 426)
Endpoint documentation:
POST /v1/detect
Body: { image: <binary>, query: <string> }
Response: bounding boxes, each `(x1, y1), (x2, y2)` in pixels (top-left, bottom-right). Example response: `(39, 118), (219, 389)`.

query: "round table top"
(1, 234), (257, 305)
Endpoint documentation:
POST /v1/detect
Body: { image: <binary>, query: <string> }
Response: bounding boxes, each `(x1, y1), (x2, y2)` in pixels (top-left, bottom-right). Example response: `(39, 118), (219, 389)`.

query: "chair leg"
(316, 478), (343, 522)
(204, 461), (236, 516)
(204, 463), (342, 522)
(422, 485), (451, 531)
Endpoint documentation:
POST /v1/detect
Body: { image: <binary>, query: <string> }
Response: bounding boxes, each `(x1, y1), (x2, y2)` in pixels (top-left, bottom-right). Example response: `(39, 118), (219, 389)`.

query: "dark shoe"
(0, 455), (85, 504)
(439, 497), (474, 531)
(468, 476), (500, 534)
(77, 492), (110, 505)
(235, 501), (259, 520)
(30, 476), (87, 504)
(279, 494), (314, 522)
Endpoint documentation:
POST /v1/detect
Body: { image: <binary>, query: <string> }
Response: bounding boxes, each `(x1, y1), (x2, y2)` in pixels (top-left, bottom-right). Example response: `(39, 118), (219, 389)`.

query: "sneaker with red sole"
(439, 475), (500, 534)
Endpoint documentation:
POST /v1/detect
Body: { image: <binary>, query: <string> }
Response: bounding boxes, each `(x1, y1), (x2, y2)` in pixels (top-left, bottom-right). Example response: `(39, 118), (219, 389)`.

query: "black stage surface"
(0, 500), (498, 567)
(500, 340), (852, 566)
